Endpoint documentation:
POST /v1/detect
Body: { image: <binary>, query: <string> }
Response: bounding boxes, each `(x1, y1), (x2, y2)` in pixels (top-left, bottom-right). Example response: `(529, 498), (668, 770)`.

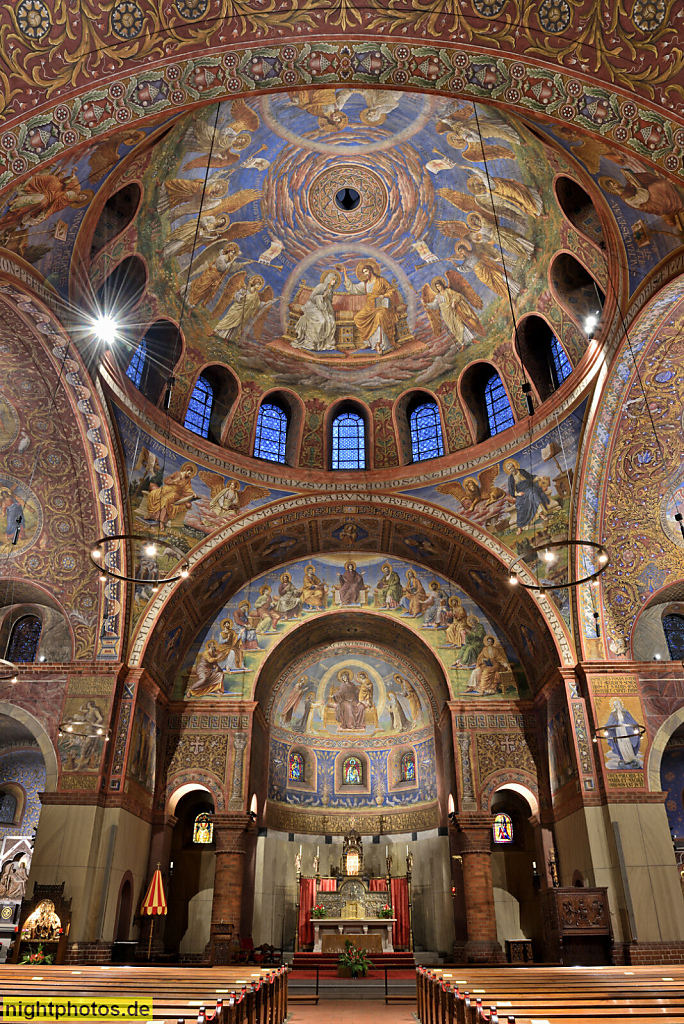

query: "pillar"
(454, 813), (504, 963)
(209, 813), (252, 963)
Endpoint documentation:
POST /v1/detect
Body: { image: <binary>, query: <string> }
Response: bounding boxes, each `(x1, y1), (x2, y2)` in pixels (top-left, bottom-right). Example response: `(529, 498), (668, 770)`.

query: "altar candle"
(316, 846), (320, 856)
(299, 845), (302, 856)
(407, 844), (409, 857)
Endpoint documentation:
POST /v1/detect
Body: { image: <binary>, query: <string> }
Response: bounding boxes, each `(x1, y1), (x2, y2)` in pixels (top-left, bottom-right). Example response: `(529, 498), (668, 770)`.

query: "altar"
(314, 918), (396, 954)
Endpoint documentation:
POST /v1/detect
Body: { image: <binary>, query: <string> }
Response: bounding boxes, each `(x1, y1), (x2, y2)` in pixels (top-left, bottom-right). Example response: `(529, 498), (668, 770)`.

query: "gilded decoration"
(475, 731), (538, 782)
(266, 801), (437, 834)
(308, 166), (388, 234)
(163, 733), (229, 780)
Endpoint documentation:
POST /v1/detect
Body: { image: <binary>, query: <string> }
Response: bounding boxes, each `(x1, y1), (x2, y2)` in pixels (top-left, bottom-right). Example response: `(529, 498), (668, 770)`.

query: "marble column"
(454, 812), (504, 963)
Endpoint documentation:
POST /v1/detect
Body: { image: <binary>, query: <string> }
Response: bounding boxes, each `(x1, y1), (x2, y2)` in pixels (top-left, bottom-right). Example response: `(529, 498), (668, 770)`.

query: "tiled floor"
(289, 1001), (416, 1023)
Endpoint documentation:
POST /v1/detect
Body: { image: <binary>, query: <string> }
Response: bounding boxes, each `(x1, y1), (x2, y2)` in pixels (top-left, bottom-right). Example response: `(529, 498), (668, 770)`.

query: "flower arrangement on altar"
(378, 903), (392, 918)
(20, 944), (54, 965)
(311, 904), (327, 918)
(338, 939), (373, 978)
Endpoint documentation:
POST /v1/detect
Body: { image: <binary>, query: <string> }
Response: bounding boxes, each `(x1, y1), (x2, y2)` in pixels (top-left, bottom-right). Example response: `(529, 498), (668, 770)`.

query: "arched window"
(550, 253), (605, 332)
(400, 751), (416, 783)
(554, 177), (605, 248)
(7, 615), (42, 663)
(343, 756), (363, 785)
(125, 336), (147, 389)
(193, 812), (213, 844)
(0, 793), (17, 824)
(409, 400), (444, 463)
(332, 411), (366, 470)
(515, 316), (574, 403)
(550, 334), (572, 388)
(663, 613), (684, 660)
(95, 255), (146, 318)
(493, 811), (514, 844)
(484, 372), (515, 437)
(288, 751), (304, 781)
(90, 184), (142, 258)
(254, 402), (288, 463)
(184, 375), (213, 439)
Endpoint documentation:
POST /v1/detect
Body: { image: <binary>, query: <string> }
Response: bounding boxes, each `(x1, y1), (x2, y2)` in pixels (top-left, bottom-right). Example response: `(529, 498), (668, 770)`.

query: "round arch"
(647, 708), (684, 793)
(0, 702), (59, 793)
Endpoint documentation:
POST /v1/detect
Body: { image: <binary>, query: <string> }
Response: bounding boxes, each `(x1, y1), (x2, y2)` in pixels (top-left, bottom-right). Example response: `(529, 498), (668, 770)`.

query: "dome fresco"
(126, 91), (592, 402)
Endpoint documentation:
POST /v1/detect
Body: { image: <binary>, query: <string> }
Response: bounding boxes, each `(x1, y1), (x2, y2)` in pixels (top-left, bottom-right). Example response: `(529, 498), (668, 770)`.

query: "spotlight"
(509, 574), (518, 585)
(151, 585), (159, 593)
(542, 549), (556, 564)
(38, 655), (45, 663)
(99, 574), (107, 583)
(654, 653), (661, 661)
(92, 314), (119, 345)
(180, 567), (189, 578)
(585, 314), (598, 335)
(144, 543), (157, 557)
(91, 549), (101, 559)
(598, 553), (608, 564)
(10, 676), (17, 684)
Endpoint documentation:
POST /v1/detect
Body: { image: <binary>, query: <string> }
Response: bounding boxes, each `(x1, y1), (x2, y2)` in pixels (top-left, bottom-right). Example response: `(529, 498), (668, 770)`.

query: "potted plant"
(311, 903), (327, 918)
(378, 903), (392, 918)
(20, 944), (54, 966)
(337, 939), (373, 978)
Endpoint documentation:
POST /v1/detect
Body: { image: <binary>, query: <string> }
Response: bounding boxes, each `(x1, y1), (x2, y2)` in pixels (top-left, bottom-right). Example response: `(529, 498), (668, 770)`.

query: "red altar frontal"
(296, 831), (412, 951)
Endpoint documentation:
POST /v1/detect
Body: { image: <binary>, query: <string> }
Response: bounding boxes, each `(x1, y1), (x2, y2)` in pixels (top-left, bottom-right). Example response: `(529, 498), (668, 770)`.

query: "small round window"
(335, 188), (361, 211)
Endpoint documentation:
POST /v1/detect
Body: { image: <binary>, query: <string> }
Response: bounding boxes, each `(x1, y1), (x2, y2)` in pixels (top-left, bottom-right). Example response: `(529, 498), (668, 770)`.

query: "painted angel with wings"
(181, 100), (260, 171)
(197, 473), (271, 518)
(213, 272), (276, 341)
(435, 102), (522, 147)
(437, 208), (535, 261)
(437, 184), (527, 231)
(421, 270), (484, 347)
(436, 467), (507, 525)
(452, 239), (521, 300)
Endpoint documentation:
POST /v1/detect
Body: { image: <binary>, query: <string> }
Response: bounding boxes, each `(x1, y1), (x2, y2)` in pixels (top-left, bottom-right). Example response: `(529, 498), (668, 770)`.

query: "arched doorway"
(165, 789), (216, 957)
(490, 786), (543, 959)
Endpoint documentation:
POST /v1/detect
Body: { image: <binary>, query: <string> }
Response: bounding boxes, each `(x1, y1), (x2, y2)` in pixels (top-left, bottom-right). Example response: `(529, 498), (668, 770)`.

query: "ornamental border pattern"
(1, 44), (684, 194)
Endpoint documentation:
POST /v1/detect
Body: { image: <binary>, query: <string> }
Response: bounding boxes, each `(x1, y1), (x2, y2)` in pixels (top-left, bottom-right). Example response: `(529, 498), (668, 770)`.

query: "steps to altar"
(292, 951), (415, 972)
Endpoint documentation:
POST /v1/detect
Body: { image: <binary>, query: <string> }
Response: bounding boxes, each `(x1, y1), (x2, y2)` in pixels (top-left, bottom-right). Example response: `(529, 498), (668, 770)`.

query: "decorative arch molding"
(647, 707), (684, 793)
(576, 265), (684, 660)
(129, 493), (574, 677)
(164, 775), (224, 814)
(1, 47), (683, 197)
(0, 702), (59, 793)
(0, 275), (126, 660)
(480, 771), (539, 813)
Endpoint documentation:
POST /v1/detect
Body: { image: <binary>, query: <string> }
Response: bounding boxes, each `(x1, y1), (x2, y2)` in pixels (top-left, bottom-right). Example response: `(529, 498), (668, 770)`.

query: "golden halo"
(381, 562), (392, 573)
(502, 457), (519, 473)
(429, 581), (440, 590)
(221, 617), (232, 628)
(320, 269), (342, 291)
(180, 461), (197, 476)
(304, 563), (316, 574)
(337, 668), (353, 682)
(248, 274), (265, 290)
(233, 132), (252, 151)
(318, 111), (348, 131)
(406, 569), (416, 577)
(360, 108), (386, 126)
(445, 130), (465, 149)
(356, 258), (381, 280)
(430, 276), (448, 291)
(345, 560), (356, 571)
(483, 634), (497, 644)
(259, 584), (271, 594)
(208, 180), (230, 197)
(280, 572), (291, 582)
(238, 599), (250, 609)
(393, 673), (404, 685)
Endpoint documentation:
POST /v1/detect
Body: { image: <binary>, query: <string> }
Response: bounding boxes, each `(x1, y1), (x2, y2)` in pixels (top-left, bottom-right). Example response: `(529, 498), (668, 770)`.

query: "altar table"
(313, 917), (396, 953)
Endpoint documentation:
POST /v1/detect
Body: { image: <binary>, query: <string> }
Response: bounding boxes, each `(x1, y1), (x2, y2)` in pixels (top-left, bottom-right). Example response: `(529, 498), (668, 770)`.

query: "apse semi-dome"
(93, 91), (600, 435)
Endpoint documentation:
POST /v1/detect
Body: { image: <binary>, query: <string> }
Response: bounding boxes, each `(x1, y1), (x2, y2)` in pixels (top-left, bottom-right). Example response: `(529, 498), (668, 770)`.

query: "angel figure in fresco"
(198, 472), (270, 519)
(187, 243), (254, 309)
(181, 100), (260, 171)
(138, 462), (199, 527)
(0, 169), (93, 234)
(599, 170), (684, 231)
(288, 90), (349, 129)
(437, 183), (529, 231)
(337, 260), (399, 354)
(301, 564), (327, 610)
(334, 88), (403, 126)
(421, 272), (484, 346)
(214, 273), (276, 341)
(280, 675), (311, 725)
(456, 209), (536, 261)
(434, 110), (515, 162)
(160, 176), (262, 223)
(435, 102), (522, 147)
(461, 165), (543, 219)
(161, 213), (233, 262)
(292, 272), (339, 352)
(451, 239), (521, 299)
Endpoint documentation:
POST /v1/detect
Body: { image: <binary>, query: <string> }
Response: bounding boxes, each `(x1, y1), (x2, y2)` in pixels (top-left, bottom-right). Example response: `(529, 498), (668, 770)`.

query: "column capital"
(210, 812), (253, 853)
(453, 813), (495, 856)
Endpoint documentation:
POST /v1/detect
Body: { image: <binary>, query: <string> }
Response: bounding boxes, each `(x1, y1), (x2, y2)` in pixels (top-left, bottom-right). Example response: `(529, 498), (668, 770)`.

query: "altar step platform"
(292, 950), (415, 974)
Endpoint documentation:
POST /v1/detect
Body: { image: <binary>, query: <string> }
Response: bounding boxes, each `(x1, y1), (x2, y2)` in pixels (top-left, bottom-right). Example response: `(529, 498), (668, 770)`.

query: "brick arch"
(647, 708), (684, 794)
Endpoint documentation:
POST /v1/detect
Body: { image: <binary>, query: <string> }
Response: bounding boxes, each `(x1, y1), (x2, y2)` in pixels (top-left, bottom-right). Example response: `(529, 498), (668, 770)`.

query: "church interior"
(2, 1), (684, 1017)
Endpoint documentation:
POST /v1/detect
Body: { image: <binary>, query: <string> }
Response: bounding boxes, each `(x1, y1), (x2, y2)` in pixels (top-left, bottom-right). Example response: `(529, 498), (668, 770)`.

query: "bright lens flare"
(144, 543), (157, 557)
(92, 314), (119, 345)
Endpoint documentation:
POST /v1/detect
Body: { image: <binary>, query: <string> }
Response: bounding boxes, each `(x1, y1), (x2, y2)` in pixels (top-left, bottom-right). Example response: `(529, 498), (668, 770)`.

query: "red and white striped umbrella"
(140, 866), (167, 916)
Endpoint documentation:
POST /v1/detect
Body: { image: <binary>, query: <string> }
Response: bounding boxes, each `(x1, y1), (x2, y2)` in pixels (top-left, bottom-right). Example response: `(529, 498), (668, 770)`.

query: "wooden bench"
(416, 964), (684, 1024)
(0, 964), (289, 1024)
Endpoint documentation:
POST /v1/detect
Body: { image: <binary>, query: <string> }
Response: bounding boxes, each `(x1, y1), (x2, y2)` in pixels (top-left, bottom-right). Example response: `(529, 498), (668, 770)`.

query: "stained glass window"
(126, 337), (147, 389)
(0, 793), (16, 823)
(663, 614), (684, 660)
(484, 373), (515, 437)
(401, 751), (416, 782)
(193, 812), (213, 844)
(410, 401), (445, 463)
(332, 412), (365, 470)
(493, 811), (514, 844)
(254, 402), (287, 463)
(288, 751), (304, 781)
(184, 375), (213, 439)
(7, 615), (41, 663)
(343, 756), (363, 785)
(550, 334), (572, 388)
